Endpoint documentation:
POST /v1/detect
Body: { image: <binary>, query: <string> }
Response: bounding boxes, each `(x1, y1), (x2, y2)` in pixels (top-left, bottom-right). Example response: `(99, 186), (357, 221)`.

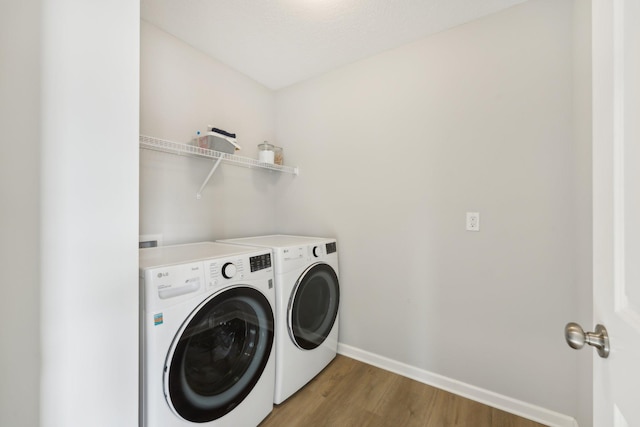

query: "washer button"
(221, 262), (237, 279)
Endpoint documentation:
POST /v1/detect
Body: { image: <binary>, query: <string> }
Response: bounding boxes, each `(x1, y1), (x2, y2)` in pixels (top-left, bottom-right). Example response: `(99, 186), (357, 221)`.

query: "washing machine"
(218, 235), (340, 404)
(139, 242), (276, 427)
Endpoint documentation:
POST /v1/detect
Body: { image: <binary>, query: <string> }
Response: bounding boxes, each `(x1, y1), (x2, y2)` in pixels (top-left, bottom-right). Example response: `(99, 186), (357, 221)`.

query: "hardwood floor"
(259, 355), (547, 427)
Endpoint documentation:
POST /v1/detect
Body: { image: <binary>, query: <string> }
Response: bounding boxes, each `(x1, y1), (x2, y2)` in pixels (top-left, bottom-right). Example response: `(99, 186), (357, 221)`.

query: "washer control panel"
(207, 259), (244, 289)
(221, 262), (237, 279)
(250, 253), (272, 272)
(204, 251), (273, 290)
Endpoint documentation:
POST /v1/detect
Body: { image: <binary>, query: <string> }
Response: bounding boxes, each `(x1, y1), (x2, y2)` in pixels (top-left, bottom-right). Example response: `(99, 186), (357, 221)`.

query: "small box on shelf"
(193, 132), (240, 154)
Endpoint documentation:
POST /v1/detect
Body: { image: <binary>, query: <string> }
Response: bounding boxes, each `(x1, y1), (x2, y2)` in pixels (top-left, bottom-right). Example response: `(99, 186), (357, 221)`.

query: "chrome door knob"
(564, 322), (610, 358)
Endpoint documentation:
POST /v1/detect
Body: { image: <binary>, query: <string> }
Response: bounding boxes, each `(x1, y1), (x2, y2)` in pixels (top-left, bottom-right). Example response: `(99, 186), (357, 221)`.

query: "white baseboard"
(337, 343), (578, 427)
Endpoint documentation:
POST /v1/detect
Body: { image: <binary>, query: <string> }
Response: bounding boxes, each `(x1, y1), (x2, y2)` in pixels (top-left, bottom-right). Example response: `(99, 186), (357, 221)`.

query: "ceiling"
(141, 0), (527, 90)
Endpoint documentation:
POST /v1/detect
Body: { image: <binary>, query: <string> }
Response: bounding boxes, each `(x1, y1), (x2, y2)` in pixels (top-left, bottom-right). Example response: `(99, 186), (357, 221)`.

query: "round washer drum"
(164, 286), (274, 423)
(288, 263), (340, 351)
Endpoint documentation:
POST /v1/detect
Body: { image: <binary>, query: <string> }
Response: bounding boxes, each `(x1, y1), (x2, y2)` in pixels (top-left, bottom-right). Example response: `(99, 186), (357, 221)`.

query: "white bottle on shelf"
(258, 141), (275, 164)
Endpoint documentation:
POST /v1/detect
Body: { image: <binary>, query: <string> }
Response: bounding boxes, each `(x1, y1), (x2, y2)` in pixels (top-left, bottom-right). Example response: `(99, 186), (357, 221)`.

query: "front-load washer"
(218, 235), (340, 404)
(139, 242), (276, 427)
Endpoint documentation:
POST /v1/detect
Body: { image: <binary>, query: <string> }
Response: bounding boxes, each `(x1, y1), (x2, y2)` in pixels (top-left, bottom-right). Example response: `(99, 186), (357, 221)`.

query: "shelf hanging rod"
(196, 156), (223, 199)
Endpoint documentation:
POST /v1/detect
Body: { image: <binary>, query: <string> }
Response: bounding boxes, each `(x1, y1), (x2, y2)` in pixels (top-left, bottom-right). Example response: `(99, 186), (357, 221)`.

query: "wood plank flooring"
(259, 355), (547, 427)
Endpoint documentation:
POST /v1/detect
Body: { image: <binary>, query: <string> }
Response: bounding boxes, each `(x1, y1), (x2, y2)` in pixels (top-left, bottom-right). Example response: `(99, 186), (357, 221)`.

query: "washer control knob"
(312, 246), (320, 257)
(221, 262), (237, 279)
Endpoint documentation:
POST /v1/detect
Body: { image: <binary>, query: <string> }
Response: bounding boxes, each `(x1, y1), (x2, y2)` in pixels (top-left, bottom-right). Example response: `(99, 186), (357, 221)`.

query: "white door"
(592, 0), (640, 425)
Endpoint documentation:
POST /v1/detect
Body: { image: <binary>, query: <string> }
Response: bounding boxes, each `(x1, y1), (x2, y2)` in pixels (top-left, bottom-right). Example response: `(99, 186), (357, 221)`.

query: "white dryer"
(218, 235), (340, 404)
(139, 242), (276, 427)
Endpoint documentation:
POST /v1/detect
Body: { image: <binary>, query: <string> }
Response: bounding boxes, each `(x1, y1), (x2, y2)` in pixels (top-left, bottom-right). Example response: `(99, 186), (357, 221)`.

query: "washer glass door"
(288, 263), (340, 350)
(164, 286), (274, 423)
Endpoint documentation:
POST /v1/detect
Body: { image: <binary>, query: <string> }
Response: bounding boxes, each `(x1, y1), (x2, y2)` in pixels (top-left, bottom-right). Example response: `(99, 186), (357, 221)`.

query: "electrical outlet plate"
(139, 234), (163, 248)
(466, 212), (480, 231)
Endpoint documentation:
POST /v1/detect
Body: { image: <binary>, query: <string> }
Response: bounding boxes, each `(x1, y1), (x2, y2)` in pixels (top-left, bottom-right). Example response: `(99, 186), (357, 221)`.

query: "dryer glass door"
(164, 286), (274, 423)
(288, 263), (340, 350)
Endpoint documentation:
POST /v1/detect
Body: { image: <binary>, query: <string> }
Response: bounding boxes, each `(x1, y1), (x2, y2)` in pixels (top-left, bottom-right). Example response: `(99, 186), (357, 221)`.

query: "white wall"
(572, 1), (593, 426)
(140, 21), (281, 244)
(0, 1), (41, 425)
(275, 0), (586, 422)
(39, 1), (139, 426)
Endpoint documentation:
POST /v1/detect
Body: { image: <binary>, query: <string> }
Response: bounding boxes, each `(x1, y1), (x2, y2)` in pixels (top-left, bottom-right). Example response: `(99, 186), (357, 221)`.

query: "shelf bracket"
(196, 156), (223, 199)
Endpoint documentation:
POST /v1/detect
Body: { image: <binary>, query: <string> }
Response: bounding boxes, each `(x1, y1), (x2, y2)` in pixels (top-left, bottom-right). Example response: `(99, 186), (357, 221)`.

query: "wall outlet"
(466, 212), (480, 231)
(139, 234), (164, 248)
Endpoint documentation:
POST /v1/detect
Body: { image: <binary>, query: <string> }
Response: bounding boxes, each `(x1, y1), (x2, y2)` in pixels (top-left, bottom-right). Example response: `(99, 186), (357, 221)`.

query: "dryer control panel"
(283, 246), (304, 261)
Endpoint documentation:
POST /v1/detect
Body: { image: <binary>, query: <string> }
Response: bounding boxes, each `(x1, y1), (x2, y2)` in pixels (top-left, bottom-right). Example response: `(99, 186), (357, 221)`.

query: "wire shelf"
(139, 135), (299, 175)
